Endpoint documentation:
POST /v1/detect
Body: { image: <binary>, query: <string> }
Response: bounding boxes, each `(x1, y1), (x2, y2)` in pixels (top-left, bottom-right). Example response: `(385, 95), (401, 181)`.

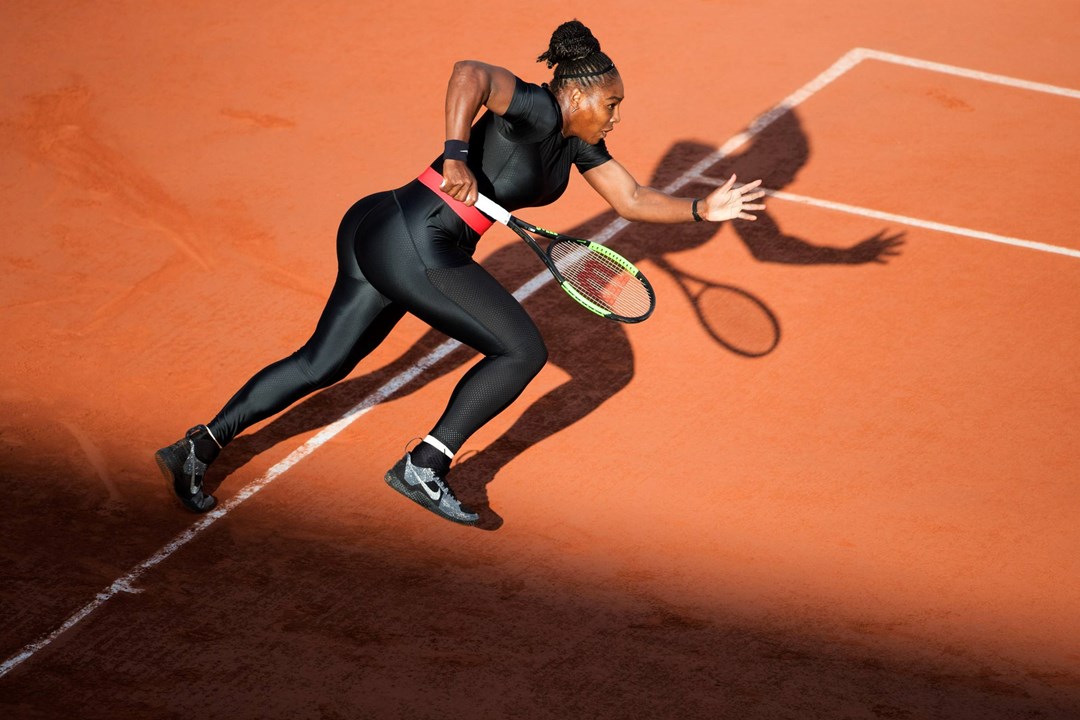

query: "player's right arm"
(441, 61), (517, 205)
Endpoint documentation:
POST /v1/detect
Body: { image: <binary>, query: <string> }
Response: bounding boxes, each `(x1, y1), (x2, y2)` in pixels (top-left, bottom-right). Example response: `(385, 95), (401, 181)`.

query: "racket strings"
(548, 241), (652, 318)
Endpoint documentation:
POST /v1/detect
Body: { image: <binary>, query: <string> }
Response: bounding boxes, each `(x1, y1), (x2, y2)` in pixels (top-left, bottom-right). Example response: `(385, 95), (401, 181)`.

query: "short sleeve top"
(432, 77), (613, 213)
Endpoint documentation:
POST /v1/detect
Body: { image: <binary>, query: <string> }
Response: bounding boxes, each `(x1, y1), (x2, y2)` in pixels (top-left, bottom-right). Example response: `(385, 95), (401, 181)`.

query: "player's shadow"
(207, 109), (901, 529)
(702, 110), (905, 266)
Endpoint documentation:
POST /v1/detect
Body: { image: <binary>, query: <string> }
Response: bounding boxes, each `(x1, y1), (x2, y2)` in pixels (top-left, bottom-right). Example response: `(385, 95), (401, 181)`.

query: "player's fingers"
(445, 178), (471, 201)
(743, 203), (766, 211)
(738, 212), (758, 221)
(460, 179), (477, 205)
(719, 174), (737, 191)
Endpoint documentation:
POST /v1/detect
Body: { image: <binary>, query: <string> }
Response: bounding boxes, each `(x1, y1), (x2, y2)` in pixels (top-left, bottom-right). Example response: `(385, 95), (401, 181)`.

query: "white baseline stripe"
(685, 173), (1080, 259)
(858, 48), (1080, 100)
(770, 188), (1080, 259)
(0, 48), (880, 680)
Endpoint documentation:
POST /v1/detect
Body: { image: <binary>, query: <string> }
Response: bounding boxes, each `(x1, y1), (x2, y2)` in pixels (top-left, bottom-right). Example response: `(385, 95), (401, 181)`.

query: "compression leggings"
(206, 186), (548, 453)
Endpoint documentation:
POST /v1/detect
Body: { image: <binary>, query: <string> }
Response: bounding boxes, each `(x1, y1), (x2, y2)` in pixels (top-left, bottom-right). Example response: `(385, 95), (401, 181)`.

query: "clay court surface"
(2, 1), (1079, 718)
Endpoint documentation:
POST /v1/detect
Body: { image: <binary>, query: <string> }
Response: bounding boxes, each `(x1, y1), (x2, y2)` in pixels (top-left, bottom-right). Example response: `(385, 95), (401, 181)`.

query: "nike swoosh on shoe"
(405, 458), (442, 501)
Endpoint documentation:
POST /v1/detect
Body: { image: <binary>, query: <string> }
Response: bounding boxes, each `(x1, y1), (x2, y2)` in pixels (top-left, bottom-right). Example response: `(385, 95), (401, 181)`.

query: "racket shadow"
(209, 115), (900, 523)
(651, 255), (781, 358)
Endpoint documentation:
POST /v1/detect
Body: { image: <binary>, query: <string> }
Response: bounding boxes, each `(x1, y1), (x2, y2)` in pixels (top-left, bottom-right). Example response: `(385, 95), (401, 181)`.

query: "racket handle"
(474, 194), (512, 226)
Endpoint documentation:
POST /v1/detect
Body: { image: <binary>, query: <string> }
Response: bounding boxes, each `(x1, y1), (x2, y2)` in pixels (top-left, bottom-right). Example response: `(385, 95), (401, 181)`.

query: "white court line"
(3, 46), (1075, 679)
(688, 174), (1080, 259)
(685, 48), (1080, 259)
(856, 48), (1080, 100)
(768, 189), (1080, 259)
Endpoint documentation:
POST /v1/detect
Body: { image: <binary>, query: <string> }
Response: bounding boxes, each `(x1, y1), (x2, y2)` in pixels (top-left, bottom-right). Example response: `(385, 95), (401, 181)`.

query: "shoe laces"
(412, 459), (462, 503)
(185, 438), (203, 494)
(426, 465), (455, 498)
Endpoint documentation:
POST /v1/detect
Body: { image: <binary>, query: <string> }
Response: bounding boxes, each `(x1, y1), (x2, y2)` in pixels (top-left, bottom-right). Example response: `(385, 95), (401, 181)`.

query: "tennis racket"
(652, 256), (780, 357)
(474, 194), (656, 323)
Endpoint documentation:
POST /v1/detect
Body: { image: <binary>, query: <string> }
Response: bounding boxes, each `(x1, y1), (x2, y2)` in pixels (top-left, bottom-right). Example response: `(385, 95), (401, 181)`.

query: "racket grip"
(474, 194), (512, 226)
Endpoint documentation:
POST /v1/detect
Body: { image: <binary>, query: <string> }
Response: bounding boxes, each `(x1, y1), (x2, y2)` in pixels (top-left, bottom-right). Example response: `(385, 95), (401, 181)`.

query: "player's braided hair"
(537, 20), (618, 92)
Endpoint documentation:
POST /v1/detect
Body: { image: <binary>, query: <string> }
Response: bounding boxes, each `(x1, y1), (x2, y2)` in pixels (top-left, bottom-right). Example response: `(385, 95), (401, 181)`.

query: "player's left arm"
(584, 160), (766, 224)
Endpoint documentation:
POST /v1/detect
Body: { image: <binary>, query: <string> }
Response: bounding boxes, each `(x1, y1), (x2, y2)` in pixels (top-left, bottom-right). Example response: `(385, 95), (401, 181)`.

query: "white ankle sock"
(422, 434), (454, 459)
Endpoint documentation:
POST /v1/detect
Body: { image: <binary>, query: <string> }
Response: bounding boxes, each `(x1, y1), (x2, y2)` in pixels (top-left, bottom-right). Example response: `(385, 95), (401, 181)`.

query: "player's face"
(569, 75), (624, 145)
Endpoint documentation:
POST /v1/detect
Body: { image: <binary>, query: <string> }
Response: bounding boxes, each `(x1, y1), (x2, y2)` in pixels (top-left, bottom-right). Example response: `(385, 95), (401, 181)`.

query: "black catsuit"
(206, 78), (613, 453)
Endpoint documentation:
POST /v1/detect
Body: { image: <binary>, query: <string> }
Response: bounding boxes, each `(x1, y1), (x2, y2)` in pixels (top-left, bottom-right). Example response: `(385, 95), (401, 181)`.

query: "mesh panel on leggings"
(424, 266), (548, 450)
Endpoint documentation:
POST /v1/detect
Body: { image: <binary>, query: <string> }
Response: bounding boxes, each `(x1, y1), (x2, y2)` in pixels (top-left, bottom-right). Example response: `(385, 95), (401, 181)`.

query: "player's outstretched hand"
(702, 174), (767, 222)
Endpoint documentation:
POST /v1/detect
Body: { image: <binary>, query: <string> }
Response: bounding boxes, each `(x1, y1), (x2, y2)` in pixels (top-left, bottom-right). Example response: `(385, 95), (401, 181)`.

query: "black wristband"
(691, 198), (704, 222)
(444, 139), (469, 162)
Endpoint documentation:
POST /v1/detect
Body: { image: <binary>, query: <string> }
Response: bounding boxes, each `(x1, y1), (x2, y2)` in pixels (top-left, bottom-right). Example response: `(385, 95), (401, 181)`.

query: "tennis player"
(156, 19), (765, 525)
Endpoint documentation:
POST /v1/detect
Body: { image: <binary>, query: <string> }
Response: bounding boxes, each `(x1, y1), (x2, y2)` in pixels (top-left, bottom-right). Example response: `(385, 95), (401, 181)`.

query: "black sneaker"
(155, 426), (218, 513)
(384, 453), (479, 526)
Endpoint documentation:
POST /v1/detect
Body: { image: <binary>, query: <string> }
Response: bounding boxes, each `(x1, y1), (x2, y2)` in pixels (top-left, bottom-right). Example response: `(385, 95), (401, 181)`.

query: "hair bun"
(537, 20), (601, 68)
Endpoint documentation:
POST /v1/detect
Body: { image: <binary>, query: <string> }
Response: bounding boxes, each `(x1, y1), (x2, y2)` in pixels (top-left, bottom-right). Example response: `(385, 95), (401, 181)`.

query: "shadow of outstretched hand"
(843, 230), (906, 264)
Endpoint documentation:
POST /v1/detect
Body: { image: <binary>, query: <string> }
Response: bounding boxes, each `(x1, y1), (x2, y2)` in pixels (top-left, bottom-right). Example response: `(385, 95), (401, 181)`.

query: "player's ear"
(569, 86), (583, 111)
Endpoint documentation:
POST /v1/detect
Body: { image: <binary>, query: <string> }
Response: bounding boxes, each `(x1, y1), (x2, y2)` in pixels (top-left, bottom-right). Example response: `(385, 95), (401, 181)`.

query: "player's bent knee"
(515, 336), (548, 380)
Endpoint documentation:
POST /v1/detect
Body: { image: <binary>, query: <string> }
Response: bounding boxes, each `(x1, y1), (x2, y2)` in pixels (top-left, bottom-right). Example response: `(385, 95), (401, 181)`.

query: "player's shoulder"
(499, 78), (561, 141)
(506, 78), (557, 113)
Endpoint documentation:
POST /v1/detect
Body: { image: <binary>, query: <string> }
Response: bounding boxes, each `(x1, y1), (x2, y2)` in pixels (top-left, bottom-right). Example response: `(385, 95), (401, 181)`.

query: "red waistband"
(417, 166), (494, 235)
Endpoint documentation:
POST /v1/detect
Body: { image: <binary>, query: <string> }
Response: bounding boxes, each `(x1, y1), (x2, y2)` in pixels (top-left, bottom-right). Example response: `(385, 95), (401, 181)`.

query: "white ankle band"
(423, 434), (454, 459)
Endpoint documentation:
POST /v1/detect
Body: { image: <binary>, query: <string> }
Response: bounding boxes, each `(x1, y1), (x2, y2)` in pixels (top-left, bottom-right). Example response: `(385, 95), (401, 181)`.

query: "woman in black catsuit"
(156, 20), (766, 525)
